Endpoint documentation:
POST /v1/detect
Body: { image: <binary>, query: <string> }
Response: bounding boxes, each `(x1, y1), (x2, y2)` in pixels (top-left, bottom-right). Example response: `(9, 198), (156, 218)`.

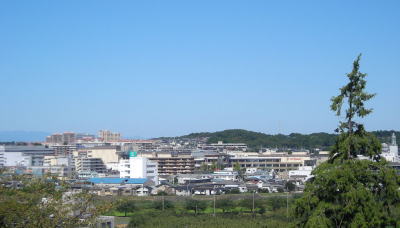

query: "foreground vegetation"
(104, 194), (297, 227)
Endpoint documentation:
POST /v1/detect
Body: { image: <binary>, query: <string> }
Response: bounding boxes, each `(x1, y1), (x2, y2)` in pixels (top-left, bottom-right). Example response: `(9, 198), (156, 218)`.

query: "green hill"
(178, 129), (400, 151)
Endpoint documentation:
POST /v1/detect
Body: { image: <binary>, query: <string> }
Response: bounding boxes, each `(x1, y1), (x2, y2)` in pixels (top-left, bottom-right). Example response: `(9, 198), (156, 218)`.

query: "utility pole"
(162, 195), (165, 211)
(252, 191), (255, 218)
(213, 187), (216, 217)
(286, 187), (289, 220)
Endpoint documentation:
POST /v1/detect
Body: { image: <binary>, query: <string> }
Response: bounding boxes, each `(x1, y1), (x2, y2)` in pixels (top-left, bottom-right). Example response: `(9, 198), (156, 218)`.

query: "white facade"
(119, 156), (158, 184)
(0, 149), (31, 167)
(288, 166), (313, 182)
(212, 170), (238, 181)
(381, 133), (398, 162)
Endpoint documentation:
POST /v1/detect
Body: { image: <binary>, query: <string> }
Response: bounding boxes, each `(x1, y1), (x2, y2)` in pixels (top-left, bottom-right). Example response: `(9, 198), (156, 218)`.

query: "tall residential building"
(50, 145), (77, 156)
(98, 130), (121, 142)
(149, 155), (195, 175)
(46, 132), (76, 145)
(119, 151), (158, 184)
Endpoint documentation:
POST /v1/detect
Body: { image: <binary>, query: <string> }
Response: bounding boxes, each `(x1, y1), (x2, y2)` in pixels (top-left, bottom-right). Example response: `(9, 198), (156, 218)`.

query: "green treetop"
(330, 54), (381, 161)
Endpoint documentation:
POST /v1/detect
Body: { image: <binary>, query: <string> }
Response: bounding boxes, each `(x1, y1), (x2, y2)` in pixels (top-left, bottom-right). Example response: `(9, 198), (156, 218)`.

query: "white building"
(0, 150), (31, 167)
(118, 152), (158, 184)
(288, 166), (313, 182)
(212, 170), (238, 181)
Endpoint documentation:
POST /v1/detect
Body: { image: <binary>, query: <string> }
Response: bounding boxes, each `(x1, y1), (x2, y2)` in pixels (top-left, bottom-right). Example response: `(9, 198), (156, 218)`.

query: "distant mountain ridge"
(172, 129), (400, 151)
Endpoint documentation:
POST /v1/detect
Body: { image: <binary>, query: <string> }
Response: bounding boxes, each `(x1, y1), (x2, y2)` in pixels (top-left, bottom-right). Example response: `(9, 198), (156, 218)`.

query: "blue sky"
(0, 1), (399, 138)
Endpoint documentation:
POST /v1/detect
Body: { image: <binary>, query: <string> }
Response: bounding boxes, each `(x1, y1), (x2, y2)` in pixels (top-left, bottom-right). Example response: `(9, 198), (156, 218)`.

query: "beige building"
(230, 154), (311, 172)
(98, 130), (121, 142)
(74, 146), (119, 164)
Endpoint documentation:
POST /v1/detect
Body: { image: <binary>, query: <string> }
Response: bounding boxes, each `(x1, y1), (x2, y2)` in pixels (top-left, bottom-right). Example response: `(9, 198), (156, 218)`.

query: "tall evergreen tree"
(293, 55), (400, 227)
(330, 54), (381, 161)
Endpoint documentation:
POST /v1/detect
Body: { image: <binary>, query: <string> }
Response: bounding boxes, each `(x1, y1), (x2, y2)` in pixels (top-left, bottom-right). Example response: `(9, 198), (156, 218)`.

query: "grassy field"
(101, 193), (298, 227)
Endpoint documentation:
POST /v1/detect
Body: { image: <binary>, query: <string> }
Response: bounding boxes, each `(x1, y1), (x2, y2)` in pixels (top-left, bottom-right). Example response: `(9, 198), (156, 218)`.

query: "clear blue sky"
(0, 1), (399, 138)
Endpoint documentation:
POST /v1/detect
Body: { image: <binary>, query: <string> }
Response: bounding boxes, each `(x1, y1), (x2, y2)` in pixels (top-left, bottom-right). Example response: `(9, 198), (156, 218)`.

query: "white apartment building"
(118, 153), (158, 184)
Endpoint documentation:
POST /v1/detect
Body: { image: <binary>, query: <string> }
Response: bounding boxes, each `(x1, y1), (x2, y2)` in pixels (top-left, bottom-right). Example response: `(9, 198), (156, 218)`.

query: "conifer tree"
(293, 55), (400, 227)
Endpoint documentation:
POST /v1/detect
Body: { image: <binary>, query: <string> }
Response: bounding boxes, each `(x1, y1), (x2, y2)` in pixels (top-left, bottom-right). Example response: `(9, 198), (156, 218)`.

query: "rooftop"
(87, 178), (148, 184)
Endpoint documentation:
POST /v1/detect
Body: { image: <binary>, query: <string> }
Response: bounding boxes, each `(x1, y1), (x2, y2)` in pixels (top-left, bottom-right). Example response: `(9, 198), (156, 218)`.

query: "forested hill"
(178, 129), (400, 151)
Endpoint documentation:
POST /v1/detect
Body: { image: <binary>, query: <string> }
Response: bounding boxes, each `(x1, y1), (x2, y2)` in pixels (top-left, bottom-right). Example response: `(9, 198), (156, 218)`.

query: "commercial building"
(74, 146), (119, 164)
(0, 145), (54, 167)
(198, 141), (248, 151)
(229, 154), (311, 172)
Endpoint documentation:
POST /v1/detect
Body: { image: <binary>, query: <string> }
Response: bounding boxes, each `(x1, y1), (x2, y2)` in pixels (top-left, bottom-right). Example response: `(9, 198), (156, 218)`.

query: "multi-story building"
(50, 145), (77, 156)
(98, 130), (121, 142)
(75, 157), (106, 174)
(119, 152), (158, 184)
(46, 134), (63, 144)
(229, 153), (311, 172)
(62, 132), (75, 145)
(198, 141), (248, 152)
(149, 155), (195, 175)
(74, 146), (119, 164)
(0, 145), (55, 167)
(46, 132), (76, 145)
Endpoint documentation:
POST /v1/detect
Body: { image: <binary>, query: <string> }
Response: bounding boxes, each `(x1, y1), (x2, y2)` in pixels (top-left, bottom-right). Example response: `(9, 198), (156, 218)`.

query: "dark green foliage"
(294, 160), (400, 227)
(128, 213), (289, 228)
(267, 197), (287, 211)
(238, 198), (263, 212)
(184, 199), (208, 214)
(156, 191), (168, 196)
(215, 198), (235, 213)
(225, 188), (240, 194)
(153, 200), (174, 210)
(285, 181), (296, 192)
(116, 200), (136, 217)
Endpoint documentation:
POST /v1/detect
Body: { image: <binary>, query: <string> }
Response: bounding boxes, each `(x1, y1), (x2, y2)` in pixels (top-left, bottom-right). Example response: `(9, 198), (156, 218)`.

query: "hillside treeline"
(182, 129), (399, 151)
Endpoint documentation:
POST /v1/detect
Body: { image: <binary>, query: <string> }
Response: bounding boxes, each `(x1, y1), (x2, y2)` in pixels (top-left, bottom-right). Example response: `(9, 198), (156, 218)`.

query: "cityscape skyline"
(1, 1), (400, 138)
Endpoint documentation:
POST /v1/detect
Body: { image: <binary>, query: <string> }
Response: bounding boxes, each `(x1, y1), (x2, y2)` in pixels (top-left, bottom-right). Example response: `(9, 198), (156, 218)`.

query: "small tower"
(391, 132), (397, 146)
